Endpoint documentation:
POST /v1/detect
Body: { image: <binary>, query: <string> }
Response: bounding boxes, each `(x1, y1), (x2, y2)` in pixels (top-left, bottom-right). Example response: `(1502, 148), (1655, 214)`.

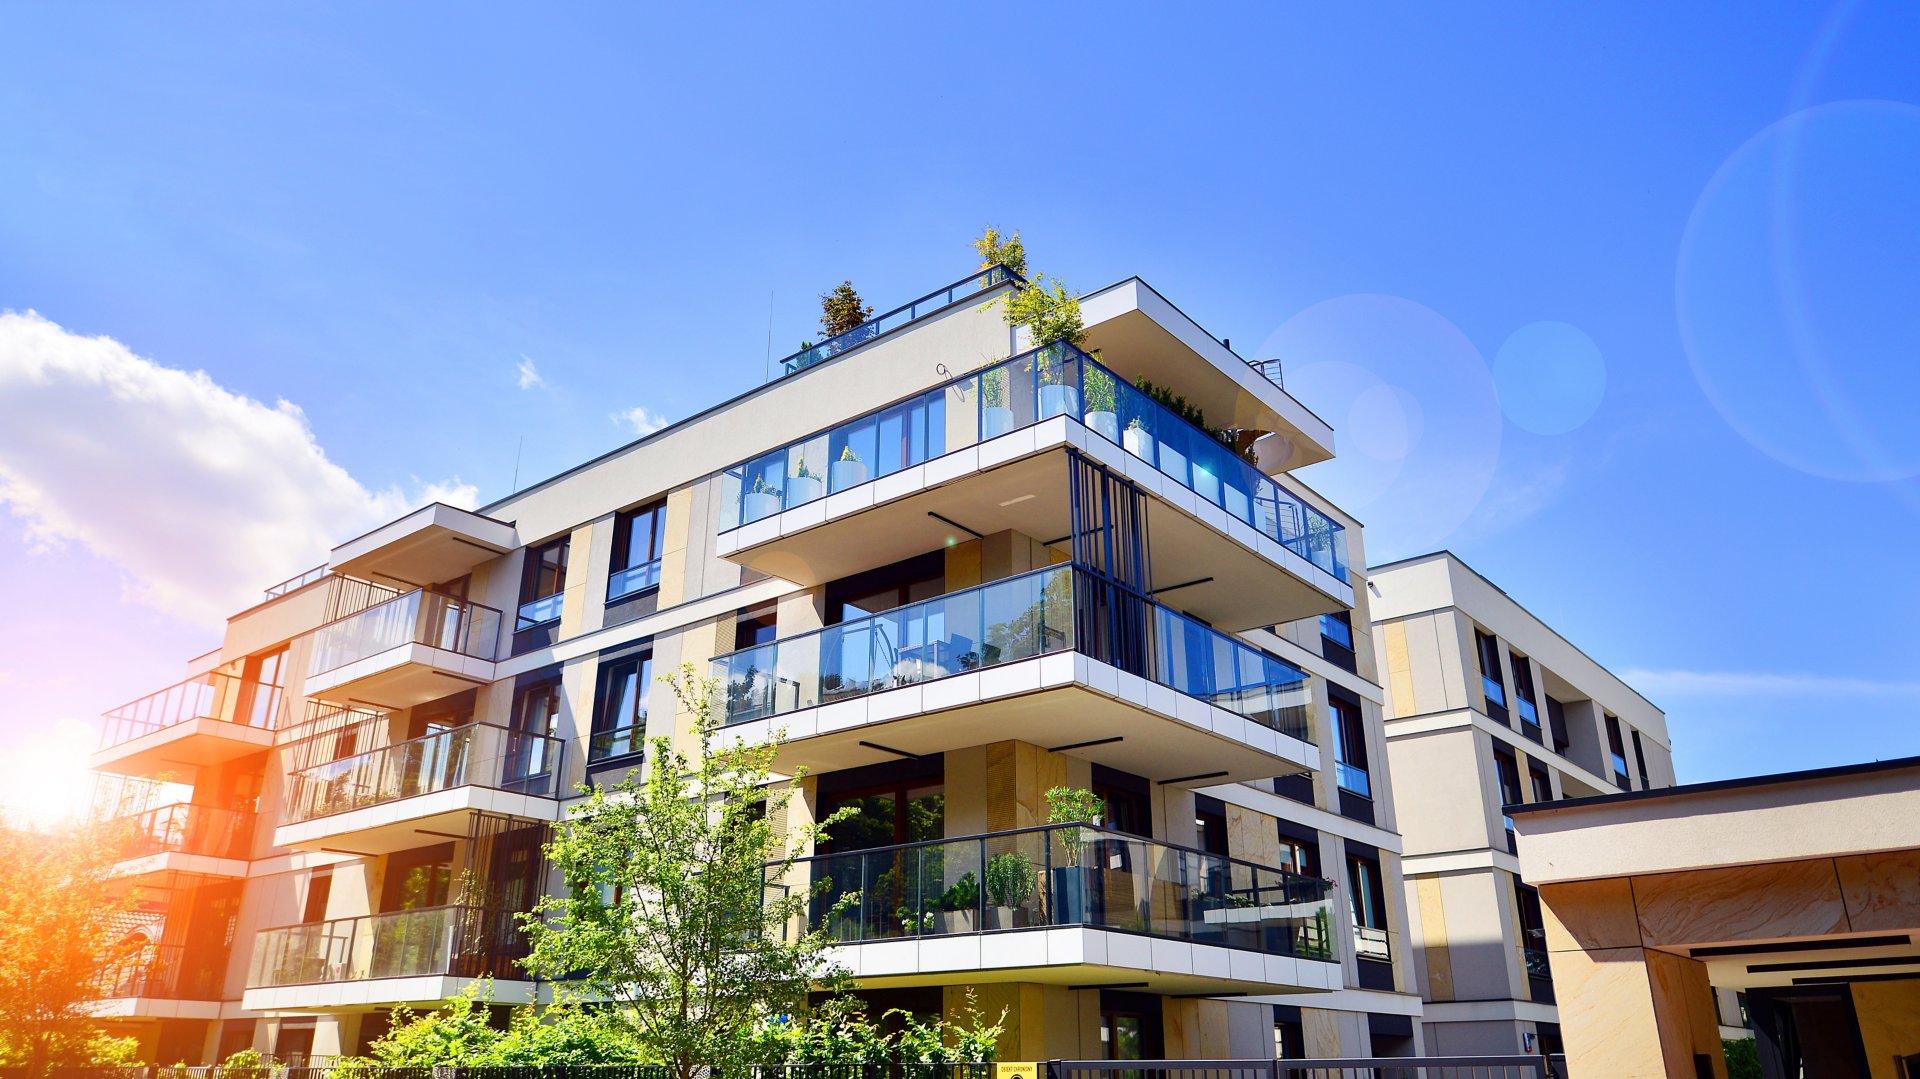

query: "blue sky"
(2, 3), (1917, 788)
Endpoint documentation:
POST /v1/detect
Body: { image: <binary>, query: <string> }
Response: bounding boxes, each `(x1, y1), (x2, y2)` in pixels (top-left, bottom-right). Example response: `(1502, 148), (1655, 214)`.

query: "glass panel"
(247, 906), (525, 988)
(281, 723), (563, 822)
(786, 433), (829, 510)
(310, 590), (501, 676)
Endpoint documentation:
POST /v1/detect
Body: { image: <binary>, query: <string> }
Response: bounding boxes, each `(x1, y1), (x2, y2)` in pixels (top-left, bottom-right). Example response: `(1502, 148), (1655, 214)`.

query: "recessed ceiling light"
(998, 494), (1037, 507)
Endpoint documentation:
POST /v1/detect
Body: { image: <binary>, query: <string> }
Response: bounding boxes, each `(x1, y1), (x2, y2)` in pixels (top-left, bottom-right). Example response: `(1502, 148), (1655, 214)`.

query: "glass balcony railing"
(1335, 762), (1373, 798)
(587, 720), (646, 764)
(1353, 923), (1392, 962)
(778, 266), (1021, 378)
(100, 671), (252, 749)
(772, 823), (1335, 962)
(1521, 943), (1552, 980)
(722, 342), (1348, 583)
(308, 589), (502, 678)
(97, 943), (223, 1000)
(605, 557), (662, 603)
(247, 905), (527, 989)
(715, 564), (1312, 744)
(1516, 696), (1543, 743)
(281, 722), (565, 825)
(116, 802), (254, 862)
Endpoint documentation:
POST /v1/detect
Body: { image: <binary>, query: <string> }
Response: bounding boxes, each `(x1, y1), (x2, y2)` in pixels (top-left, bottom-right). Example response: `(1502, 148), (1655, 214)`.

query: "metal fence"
(21, 1060), (1557, 1079)
(1052, 1060), (1553, 1079)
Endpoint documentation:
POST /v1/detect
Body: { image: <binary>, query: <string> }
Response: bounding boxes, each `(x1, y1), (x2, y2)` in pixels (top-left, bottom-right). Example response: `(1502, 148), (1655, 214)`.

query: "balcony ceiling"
(303, 644), (496, 710)
(725, 448), (1344, 632)
(87, 718), (275, 780)
(273, 784), (561, 855)
(329, 503), (516, 589)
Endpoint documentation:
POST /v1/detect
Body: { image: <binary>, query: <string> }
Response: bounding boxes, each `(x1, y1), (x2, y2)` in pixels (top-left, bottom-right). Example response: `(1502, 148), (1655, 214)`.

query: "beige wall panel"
(1632, 861), (1850, 948)
(945, 538), (983, 589)
(1383, 728), (1490, 857)
(1541, 877), (1643, 953)
(1225, 803), (1281, 867)
(1548, 945), (1668, 1078)
(1853, 978), (1920, 1079)
(223, 583), (333, 663)
(1382, 620), (1416, 718)
(656, 486), (696, 608)
(945, 746), (989, 838)
(1834, 848), (1920, 933)
(1415, 875), (1455, 1001)
(1301, 1007), (1344, 1057)
(1645, 949), (1727, 1078)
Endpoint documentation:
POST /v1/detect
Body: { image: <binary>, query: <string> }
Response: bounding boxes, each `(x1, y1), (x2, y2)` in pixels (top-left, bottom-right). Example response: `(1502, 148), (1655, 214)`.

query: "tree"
(972, 226), (1027, 277)
(522, 664), (855, 1079)
(1002, 275), (1085, 347)
(356, 981), (644, 1067)
(0, 817), (137, 1074)
(819, 281), (873, 338)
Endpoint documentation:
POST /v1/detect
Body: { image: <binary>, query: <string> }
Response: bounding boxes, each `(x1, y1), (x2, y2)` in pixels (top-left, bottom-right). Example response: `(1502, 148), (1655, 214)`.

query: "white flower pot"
(1191, 465), (1221, 506)
(743, 491), (781, 522)
(1123, 426), (1156, 461)
(1038, 383), (1081, 420)
(983, 406), (1015, 439)
(1086, 410), (1119, 443)
(828, 460), (869, 491)
(1223, 483), (1251, 522)
(788, 475), (823, 508)
(1158, 444), (1188, 483)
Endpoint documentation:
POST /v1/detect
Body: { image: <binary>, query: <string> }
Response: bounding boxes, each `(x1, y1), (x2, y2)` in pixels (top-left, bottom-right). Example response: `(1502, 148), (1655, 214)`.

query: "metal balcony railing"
(714, 563), (1313, 744)
(99, 671), (254, 750)
(723, 341), (1348, 583)
(777, 266), (1022, 379)
(96, 943), (223, 1000)
(115, 802), (254, 862)
(307, 589), (501, 679)
(772, 822), (1336, 962)
(263, 563), (329, 601)
(247, 904), (527, 988)
(281, 722), (564, 824)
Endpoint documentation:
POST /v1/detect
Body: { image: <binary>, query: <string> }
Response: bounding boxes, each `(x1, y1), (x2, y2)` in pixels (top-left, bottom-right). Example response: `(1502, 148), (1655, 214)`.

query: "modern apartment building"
(1367, 551), (1675, 1056)
(86, 264), (1427, 1064)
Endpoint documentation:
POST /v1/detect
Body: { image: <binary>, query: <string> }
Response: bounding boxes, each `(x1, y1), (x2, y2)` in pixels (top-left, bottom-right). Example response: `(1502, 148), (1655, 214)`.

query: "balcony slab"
(303, 642), (496, 710)
(108, 851), (250, 881)
(89, 717), (275, 779)
(87, 997), (223, 1021)
(329, 503), (516, 588)
(274, 785), (561, 854)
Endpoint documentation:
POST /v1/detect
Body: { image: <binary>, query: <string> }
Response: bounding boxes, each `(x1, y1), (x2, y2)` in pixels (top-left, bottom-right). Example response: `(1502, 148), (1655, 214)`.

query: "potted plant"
(984, 851), (1037, 929)
(1123, 415), (1155, 462)
(743, 473), (783, 522)
(788, 453), (823, 506)
(1045, 785), (1106, 926)
(981, 371), (1015, 438)
(829, 445), (869, 491)
(896, 903), (939, 935)
(1084, 365), (1119, 442)
(940, 870), (980, 934)
(1035, 345), (1081, 420)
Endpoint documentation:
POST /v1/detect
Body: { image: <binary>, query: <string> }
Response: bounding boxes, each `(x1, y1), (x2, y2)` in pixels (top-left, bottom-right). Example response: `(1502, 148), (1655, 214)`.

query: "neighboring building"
(1367, 552), (1675, 1056)
(1512, 755), (1920, 1078)
(86, 264), (1427, 1063)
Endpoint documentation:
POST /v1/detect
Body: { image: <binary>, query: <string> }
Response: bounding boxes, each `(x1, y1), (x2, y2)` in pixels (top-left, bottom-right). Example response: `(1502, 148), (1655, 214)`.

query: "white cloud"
(0, 310), (477, 627)
(516, 356), (546, 390)
(1618, 668), (1920, 699)
(613, 406), (670, 436)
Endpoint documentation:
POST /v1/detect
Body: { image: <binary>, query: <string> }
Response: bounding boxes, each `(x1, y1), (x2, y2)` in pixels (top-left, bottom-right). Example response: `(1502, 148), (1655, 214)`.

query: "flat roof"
(1509, 752), (1920, 816)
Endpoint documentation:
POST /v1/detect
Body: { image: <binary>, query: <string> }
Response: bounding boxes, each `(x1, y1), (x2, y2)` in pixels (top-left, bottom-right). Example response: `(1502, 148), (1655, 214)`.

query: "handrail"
(247, 903), (527, 988)
(285, 720), (557, 782)
(263, 563), (329, 601)
(115, 801), (255, 861)
(99, 670), (252, 749)
(306, 586), (503, 678)
(775, 265), (1023, 379)
(281, 721), (565, 824)
(721, 340), (1348, 582)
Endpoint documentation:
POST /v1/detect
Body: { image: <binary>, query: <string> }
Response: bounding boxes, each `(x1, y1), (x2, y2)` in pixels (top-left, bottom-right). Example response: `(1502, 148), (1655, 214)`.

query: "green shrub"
(1723, 1037), (1760, 1079)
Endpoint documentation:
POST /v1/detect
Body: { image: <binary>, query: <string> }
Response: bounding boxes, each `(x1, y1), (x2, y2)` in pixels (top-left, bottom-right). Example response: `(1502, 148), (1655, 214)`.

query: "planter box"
(828, 459), (869, 491)
(743, 491), (782, 522)
(983, 406), (1015, 439)
(1086, 410), (1119, 443)
(1123, 426), (1156, 462)
(787, 475), (823, 507)
(1039, 383), (1081, 420)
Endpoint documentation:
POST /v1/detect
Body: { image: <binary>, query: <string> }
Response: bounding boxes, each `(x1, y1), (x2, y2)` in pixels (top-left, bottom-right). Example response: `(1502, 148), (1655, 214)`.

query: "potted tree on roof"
(1045, 785), (1105, 926)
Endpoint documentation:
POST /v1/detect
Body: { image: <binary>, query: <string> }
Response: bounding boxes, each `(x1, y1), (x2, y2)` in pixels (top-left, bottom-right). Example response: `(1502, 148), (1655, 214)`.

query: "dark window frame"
(607, 499), (668, 604)
(516, 536), (571, 631)
(1476, 629), (1509, 721)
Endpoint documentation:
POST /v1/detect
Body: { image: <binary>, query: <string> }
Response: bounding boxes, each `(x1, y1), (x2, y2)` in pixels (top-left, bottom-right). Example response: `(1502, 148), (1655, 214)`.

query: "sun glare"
(0, 716), (98, 829)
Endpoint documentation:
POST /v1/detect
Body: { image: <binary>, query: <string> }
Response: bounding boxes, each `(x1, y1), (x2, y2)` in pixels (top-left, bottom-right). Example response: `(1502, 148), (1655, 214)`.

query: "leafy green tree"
(363, 982), (504, 1066)
(1003, 276), (1085, 347)
(0, 817), (136, 1075)
(1722, 1037), (1760, 1079)
(819, 281), (873, 338)
(521, 664), (854, 1079)
(972, 226), (1027, 277)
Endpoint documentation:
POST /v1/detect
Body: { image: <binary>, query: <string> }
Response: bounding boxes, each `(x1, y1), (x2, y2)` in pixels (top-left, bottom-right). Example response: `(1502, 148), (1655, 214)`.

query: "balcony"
(777, 266), (1020, 379)
(772, 823), (1339, 995)
(303, 588), (501, 709)
(713, 564), (1319, 785)
(715, 343), (1350, 632)
(274, 723), (564, 853)
(90, 943), (223, 1020)
(243, 905), (529, 1011)
(90, 671), (275, 779)
(109, 802), (254, 878)
(327, 502), (516, 589)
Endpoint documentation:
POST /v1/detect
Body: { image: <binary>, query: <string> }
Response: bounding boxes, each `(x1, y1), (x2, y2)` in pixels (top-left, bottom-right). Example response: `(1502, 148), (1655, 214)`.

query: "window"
(1274, 1013), (1306, 1059)
(1275, 825), (1320, 878)
(1476, 630), (1508, 720)
(517, 537), (570, 630)
(824, 550), (945, 624)
(1529, 761), (1553, 804)
(1347, 851), (1390, 962)
(1510, 652), (1542, 743)
(507, 676), (563, 788)
(1604, 714), (1632, 788)
(1097, 991), (1164, 1060)
(300, 869), (332, 923)
(1514, 879), (1550, 985)
(734, 602), (778, 648)
(243, 647), (288, 729)
(1319, 610), (1356, 672)
(1194, 794), (1228, 856)
(1545, 695), (1571, 752)
(1093, 766), (1151, 837)
(381, 843), (453, 911)
(1631, 728), (1651, 789)
(1329, 694), (1371, 797)
(590, 649), (652, 764)
(1492, 746), (1524, 852)
(607, 500), (667, 603)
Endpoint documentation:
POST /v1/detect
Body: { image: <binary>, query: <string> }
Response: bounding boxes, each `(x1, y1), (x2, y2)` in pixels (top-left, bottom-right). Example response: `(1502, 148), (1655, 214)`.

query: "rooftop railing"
(777, 266), (1021, 379)
(772, 822), (1335, 962)
(99, 670), (253, 750)
(722, 342), (1347, 583)
(116, 802), (254, 862)
(263, 563), (330, 601)
(281, 722), (564, 825)
(307, 588), (501, 679)
(247, 904), (526, 989)
(714, 563), (1312, 744)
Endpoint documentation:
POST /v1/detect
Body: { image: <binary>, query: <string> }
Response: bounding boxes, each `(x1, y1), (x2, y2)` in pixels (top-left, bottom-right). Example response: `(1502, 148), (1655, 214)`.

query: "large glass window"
(509, 677), (563, 786)
(1631, 729), (1652, 789)
(517, 537), (570, 630)
(1476, 630), (1508, 720)
(1330, 694), (1371, 797)
(1604, 714), (1632, 788)
(591, 650), (652, 763)
(607, 500), (667, 603)
(243, 647), (288, 728)
(1319, 610), (1356, 671)
(1492, 746), (1524, 851)
(1510, 651), (1542, 743)
(1347, 851), (1390, 962)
